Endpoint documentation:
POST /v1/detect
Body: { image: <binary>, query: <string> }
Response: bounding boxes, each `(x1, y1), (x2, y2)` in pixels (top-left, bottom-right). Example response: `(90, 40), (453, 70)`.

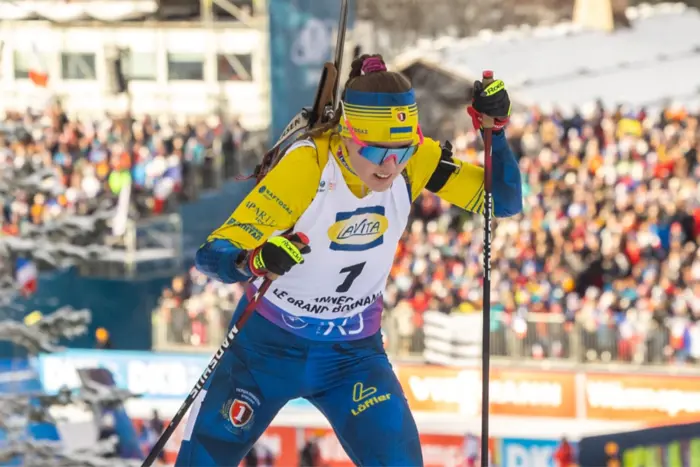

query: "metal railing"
(151, 291), (238, 352)
(152, 304), (684, 369)
(77, 213), (183, 279)
(381, 309), (692, 370)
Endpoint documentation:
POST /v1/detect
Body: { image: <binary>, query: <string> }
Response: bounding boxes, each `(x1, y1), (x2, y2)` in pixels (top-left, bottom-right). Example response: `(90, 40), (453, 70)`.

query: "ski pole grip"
(265, 236), (310, 281)
(482, 70), (494, 86)
(481, 70), (496, 130)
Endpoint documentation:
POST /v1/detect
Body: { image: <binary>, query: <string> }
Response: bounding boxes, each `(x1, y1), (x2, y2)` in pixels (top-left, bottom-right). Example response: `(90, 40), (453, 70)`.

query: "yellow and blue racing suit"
(175, 131), (522, 466)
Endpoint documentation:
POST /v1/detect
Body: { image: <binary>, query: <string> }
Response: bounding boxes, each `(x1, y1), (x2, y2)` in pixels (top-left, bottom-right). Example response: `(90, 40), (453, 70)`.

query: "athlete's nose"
(381, 154), (398, 170)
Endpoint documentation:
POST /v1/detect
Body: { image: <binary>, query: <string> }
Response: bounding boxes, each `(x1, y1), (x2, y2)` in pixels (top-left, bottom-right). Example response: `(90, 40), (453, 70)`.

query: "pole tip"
(482, 70), (494, 79)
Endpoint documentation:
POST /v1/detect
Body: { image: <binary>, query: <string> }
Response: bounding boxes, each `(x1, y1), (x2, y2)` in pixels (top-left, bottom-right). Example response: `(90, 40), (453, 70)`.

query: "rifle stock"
(310, 0), (348, 129)
(310, 63), (339, 129)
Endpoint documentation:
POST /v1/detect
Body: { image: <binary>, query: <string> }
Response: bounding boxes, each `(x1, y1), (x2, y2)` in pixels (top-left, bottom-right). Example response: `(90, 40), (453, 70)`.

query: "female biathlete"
(176, 54), (522, 466)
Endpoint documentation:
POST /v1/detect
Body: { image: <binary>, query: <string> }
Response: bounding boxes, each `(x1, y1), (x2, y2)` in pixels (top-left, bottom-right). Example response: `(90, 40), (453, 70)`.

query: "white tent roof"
(393, 3), (700, 113)
(0, 0), (158, 23)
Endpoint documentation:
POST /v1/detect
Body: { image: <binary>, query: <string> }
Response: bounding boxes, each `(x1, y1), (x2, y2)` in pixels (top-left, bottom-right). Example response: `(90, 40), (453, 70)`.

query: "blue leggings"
(175, 298), (423, 466)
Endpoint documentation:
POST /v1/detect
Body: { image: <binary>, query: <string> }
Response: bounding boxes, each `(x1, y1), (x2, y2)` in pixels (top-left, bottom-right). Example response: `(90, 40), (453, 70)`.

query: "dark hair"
(303, 54), (412, 139)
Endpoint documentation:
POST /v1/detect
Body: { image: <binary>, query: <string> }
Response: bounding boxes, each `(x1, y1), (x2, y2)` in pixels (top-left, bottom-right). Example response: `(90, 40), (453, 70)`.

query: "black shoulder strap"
(425, 141), (459, 193)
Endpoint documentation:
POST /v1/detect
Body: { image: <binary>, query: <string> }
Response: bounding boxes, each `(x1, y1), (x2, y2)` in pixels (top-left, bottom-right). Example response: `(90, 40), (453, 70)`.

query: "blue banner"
(35, 350), (314, 409)
(268, 0), (354, 143)
(180, 179), (257, 259)
(3, 267), (170, 357)
(500, 438), (576, 467)
(0, 358), (42, 394)
(0, 359), (60, 466)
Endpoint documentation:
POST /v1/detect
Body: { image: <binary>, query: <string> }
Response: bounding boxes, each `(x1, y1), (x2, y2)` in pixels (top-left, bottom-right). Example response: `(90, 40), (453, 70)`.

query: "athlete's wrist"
(234, 250), (255, 277)
(247, 247), (267, 277)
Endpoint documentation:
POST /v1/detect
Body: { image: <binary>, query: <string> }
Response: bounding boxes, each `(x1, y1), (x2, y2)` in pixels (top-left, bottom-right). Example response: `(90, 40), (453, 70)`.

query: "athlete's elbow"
(194, 244), (223, 281)
(493, 152), (523, 218)
(493, 179), (523, 218)
(494, 195), (523, 218)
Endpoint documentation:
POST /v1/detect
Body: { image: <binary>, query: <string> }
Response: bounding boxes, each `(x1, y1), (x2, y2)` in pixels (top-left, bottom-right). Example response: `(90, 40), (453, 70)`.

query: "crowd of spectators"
(139, 100), (700, 367)
(0, 102), (248, 245)
(384, 103), (700, 364)
(0, 102), (251, 281)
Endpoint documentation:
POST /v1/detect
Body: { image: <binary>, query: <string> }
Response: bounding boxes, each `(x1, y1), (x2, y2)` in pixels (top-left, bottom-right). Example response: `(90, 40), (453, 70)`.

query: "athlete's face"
(343, 138), (411, 192)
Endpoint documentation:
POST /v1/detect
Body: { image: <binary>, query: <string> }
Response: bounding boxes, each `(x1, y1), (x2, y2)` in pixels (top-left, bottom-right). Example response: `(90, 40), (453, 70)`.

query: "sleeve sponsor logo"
(245, 201), (276, 227)
(317, 179), (336, 193)
(257, 185), (293, 215)
(327, 206), (388, 251)
(225, 218), (264, 241)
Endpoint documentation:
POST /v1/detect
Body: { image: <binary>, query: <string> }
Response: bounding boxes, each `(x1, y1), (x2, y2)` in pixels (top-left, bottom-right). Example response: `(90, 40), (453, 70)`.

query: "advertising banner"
(38, 350), (213, 398)
(395, 365), (577, 418)
(32, 352), (700, 424)
(302, 428), (497, 467)
(0, 358), (42, 394)
(35, 350), (314, 409)
(268, 0), (354, 142)
(134, 419), (297, 466)
(500, 438), (577, 467)
(578, 421), (700, 467)
(584, 372), (700, 422)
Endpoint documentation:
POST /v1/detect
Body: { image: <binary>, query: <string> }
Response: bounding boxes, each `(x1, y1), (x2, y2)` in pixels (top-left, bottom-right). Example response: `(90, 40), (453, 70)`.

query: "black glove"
(467, 78), (511, 132)
(247, 232), (311, 277)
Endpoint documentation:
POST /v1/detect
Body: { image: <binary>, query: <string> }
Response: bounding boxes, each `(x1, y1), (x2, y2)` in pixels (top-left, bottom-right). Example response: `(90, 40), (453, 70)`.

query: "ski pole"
(141, 231), (309, 466)
(140, 277), (273, 467)
(480, 69), (495, 467)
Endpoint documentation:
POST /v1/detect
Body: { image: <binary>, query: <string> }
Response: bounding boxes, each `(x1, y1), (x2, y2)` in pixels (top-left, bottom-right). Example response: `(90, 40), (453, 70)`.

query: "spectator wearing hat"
(95, 327), (112, 349)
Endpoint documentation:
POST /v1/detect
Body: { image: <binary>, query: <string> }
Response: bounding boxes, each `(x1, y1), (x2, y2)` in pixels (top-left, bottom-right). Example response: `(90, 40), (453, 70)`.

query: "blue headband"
(343, 89), (417, 107)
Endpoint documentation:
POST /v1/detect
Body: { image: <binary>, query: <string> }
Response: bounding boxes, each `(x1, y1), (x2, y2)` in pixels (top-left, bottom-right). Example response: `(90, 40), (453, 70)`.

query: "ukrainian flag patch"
(389, 126), (413, 141)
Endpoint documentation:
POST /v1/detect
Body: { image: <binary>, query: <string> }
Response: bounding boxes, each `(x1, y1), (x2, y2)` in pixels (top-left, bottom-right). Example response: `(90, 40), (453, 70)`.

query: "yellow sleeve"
(406, 137), (485, 213)
(207, 144), (321, 250)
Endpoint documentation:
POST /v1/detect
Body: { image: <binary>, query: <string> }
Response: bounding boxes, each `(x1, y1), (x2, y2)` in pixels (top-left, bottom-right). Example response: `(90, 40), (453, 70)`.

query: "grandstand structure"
(0, 0), (269, 130)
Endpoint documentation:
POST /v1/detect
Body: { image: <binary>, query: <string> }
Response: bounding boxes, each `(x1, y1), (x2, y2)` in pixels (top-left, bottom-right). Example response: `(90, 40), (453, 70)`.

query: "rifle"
(253, 0), (349, 182)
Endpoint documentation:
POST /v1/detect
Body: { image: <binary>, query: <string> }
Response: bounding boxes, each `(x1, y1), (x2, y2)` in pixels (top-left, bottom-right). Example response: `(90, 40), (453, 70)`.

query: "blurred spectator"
(554, 437), (575, 467)
(137, 414), (166, 465)
(95, 327), (112, 349)
(154, 266), (244, 347)
(149, 409), (164, 435)
(463, 432), (479, 467)
(244, 442), (275, 467)
(148, 410), (167, 464)
(299, 432), (323, 467)
(97, 412), (119, 458)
